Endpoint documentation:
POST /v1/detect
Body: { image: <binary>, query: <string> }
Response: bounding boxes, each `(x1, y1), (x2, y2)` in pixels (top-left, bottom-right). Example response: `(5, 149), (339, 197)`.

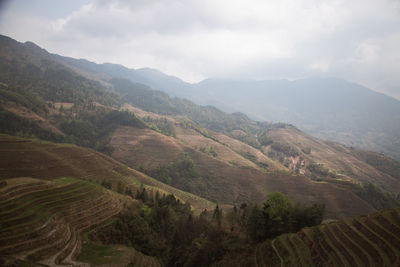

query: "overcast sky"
(1, 0), (400, 99)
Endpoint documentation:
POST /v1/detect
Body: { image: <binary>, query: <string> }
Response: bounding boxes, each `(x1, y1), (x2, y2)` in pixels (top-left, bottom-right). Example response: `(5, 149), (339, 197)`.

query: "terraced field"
(0, 134), (215, 212)
(0, 177), (121, 266)
(78, 241), (162, 267)
(256, 207), (400, 266)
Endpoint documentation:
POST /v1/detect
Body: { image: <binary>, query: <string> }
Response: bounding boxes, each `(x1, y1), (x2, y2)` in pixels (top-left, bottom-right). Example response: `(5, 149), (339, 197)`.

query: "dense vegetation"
(0, 107), (63, 142)
(88, 190), (324, 266)
(141, 152), (200, 191)
(0, 101), (145, 154)
(0, 59), (120, 109)
(111, 78), (260, 141)
(142, 116), (176, 137)
(60, 109), (146, 153)
(0, 51), (147, 154)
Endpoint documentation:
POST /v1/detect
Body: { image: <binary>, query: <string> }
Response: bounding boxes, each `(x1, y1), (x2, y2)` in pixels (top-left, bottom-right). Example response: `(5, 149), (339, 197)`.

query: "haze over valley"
(1, 1), (400, 266)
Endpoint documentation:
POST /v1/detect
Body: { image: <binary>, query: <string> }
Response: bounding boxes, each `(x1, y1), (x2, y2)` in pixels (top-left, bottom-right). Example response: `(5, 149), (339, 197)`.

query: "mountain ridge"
(1, 34), (400, 266)
(44, 43), (400, 160)
(0, 34), (399, 218)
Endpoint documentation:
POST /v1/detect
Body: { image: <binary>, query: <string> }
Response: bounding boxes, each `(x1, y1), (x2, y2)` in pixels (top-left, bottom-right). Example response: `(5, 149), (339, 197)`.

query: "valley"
(0, 34), (399, 266)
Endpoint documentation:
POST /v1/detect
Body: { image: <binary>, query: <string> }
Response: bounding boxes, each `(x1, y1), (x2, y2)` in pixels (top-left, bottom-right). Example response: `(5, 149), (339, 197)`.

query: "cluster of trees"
(91, 190), (252, 266)
(0, 54), (149, 155)
(143, 153), (198, 189)
(200, 146), (218, 158)
(355, 182), (400, 210)
(258, 133), (274, 146)
(111, 78), (260, 140)
(234, 132), (260, 149)
(0, 100), (146, 155)
(307, 161), (330, 178)
(0, 107), (63, 142)
(142, 116), (176, 137)
(238, 192), (324, 242)
(89, 190), (324, 266)
(270, 142), (300, 158)
(237, 151), (269, 169)
(0, 57), (120, 108)
(60, 109), (145, 152)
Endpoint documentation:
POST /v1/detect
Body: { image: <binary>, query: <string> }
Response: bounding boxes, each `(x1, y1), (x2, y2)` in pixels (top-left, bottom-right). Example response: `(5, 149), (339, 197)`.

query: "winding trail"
(271, 239), (283, 267)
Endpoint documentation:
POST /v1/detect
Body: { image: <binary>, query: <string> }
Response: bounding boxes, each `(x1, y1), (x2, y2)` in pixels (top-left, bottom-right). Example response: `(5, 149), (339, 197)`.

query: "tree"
(263, 192), (293, 236)
(246, 204), (269, 242)
(213, 204), (222, 227)
(290, 203), (324, 232)
(264, 192), (293, 219)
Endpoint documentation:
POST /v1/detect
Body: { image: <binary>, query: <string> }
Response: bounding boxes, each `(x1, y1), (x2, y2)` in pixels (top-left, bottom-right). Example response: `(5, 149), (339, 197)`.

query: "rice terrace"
(1, 1), (400, 265)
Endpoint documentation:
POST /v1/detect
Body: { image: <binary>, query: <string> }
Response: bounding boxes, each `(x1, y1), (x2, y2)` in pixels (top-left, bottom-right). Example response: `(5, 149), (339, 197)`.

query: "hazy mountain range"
(55, 55), (400, 160)
(1, 34), (400, 266)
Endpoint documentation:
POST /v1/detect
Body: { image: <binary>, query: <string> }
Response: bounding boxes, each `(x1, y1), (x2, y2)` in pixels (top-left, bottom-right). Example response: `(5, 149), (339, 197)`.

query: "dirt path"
(271, 239), (283, 267)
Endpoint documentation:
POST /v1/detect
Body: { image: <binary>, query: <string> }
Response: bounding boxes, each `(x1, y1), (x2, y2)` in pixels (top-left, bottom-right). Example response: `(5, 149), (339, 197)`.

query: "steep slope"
(256, 207), (400, 266)
(55, 51), (400, 161)
(109, 126), (377, 219)
(264, 124), (400, 193)
(0, 134), (214, 211)
(191, 77), (400, 160)
(0, 35), (120, 109)
(121, 103), (285, 171)
(0, 177), (121, 266)
(0, 35), (399, 219)
(0, 135), (211, 266)
(111, 77), (400, 205)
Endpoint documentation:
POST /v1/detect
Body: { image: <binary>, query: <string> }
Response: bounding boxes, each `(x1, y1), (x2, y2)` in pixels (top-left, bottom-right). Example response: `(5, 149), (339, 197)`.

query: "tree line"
(89, 188), (324, 266)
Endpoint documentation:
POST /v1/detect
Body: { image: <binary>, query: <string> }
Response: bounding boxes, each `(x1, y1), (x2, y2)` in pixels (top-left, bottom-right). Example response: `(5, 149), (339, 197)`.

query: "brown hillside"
(121, 103), (276, 169)
(267, 126), (400, 192)
(174, 126), (258, 168)
(109, 126), (376, 219)
(0, 134), (214, 211)
(210, 130), (286, 171)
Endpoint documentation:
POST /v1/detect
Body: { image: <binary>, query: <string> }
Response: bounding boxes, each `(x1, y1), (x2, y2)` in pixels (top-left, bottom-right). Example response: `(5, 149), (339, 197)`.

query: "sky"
(0, 0), (400, 99)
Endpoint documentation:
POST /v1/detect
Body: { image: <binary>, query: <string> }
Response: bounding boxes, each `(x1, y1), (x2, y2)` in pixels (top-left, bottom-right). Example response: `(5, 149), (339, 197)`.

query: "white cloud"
(0, 0), (400, 98)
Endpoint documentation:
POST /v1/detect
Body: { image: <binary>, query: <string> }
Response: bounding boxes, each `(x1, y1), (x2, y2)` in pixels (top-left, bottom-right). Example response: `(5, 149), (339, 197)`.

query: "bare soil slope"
(267, 126), (400, 192)
(110, 127), (376, 219)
